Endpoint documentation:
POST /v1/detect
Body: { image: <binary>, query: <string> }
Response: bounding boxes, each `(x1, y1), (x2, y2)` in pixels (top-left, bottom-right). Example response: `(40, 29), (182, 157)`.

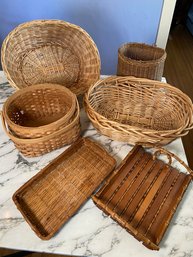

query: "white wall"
(156, 0), (177, 49)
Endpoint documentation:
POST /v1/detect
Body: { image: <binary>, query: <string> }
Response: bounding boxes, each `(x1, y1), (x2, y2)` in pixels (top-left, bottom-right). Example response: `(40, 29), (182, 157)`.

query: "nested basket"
(1, 20), (100, 95)
(84, 76), (193, 146)
(117, 43), (166, 81)
(1, 100), (80, 157)
(2, 84), (76, 139)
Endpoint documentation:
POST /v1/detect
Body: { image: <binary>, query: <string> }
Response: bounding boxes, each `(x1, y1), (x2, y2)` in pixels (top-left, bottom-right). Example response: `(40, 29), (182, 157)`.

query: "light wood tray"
(13, 137), (116, 240)
(92, 145), (193, 250)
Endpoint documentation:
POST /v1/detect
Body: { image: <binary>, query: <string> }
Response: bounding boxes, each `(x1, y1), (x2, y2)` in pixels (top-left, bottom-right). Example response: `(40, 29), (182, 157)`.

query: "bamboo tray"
(13, 137), (116, 240)
(92, 145), (193, 250)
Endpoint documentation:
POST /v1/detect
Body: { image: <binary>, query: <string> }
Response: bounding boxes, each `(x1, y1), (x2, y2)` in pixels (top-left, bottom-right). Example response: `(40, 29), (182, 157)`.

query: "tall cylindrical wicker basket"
(117, 43), (166, 81)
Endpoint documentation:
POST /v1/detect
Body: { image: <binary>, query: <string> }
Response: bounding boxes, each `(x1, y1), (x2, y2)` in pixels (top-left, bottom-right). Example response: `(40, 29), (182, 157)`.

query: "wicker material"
(3, 84), (76, 139)
(84, 76), (193, 146)
(117, 43), (166, 81)
(1, 20), (100, 95)
(13, 137), (116, 239)
(1, 100), (81, 157)
(92, 145), (193, 250)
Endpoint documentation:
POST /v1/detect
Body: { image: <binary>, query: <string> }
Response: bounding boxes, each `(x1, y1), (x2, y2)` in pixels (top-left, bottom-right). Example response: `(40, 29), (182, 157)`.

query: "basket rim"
(3, 83), (77, 131)
(118, 42), (167, 64)
(85, 76), (193, 136)
(1, 19), (101, 94)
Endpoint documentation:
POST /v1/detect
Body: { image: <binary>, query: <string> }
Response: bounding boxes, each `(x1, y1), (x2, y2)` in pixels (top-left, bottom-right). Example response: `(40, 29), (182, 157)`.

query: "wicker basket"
(84, 76), (193, 146)
(1, 100), (81, 157)
(1, 20), (100, 95)
(3, 84), (76, 139)
(117, 43), (166, 81)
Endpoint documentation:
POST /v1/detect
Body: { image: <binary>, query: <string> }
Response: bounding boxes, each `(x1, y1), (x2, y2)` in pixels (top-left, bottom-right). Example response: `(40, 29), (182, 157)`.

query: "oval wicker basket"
(1, 20), (100, 95)
(1, 100), (81, 157)
(3, 83), (76, 139)
(117, 43), (166, 81)
(84, 76), (193, 146)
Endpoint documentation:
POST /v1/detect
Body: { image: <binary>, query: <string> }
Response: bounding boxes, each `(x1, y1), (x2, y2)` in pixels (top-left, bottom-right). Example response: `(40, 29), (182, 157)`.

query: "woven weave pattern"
(93, 145), (193, 250)
(117, 43), (166, 81)
(22, 46), (80, 86)
(1, 98), (81, 157)
(84, 76), (193, 146)
(3, 84), (76, 139)
(13, 138), (116, 239)
(1, 20), (101, 95)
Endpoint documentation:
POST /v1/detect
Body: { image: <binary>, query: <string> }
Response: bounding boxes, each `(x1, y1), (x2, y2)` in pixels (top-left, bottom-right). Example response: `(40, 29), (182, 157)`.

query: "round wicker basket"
(1, 20), (100, 95)
(3, 84), (77, 139)
(117, 43), (166, 81)
(1, 100), (81, 157)
(84, 76), (193, 146)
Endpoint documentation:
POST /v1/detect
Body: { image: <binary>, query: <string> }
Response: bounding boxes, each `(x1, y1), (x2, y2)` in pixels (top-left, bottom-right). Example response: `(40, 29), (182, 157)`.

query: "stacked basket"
(1, 84), (81, 157)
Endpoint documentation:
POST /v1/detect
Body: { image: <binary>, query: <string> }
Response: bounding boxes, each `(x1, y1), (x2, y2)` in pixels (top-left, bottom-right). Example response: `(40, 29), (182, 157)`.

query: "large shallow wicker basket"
(1, 20), (100, 95)
(84, 76), (193, 146)
(1, 100), (80, 157)
(117, 43), (166, 81)
(2, 84), (76, 139)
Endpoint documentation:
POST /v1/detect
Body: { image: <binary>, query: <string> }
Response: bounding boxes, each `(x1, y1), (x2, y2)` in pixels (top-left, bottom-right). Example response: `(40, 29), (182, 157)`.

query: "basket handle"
(153, 147), (193, 178)
(0, 110), (18, 141)
(0, 110), (12, 138)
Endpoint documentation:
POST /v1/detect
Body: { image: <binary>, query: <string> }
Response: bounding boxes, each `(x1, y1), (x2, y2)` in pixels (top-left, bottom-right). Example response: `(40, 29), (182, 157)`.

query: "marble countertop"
(0, 71), (193, 257)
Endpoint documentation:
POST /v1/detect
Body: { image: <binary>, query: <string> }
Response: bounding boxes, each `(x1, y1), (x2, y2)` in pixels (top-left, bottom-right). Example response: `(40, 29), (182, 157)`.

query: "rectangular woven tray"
(13, 137), (116, 240)
(92, 145), (193, 250)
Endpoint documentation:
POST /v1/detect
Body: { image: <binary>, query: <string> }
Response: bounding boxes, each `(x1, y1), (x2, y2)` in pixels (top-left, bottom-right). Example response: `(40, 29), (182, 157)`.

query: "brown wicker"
(1, 99), (81, 157)
(84, 76), (193, 146)
(3, 84), (76, 139)
(1, 20), (100, 95)
(13, 137), (116, 239)
(117, 43), (166, 81)
(92, 145), (193, 250)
